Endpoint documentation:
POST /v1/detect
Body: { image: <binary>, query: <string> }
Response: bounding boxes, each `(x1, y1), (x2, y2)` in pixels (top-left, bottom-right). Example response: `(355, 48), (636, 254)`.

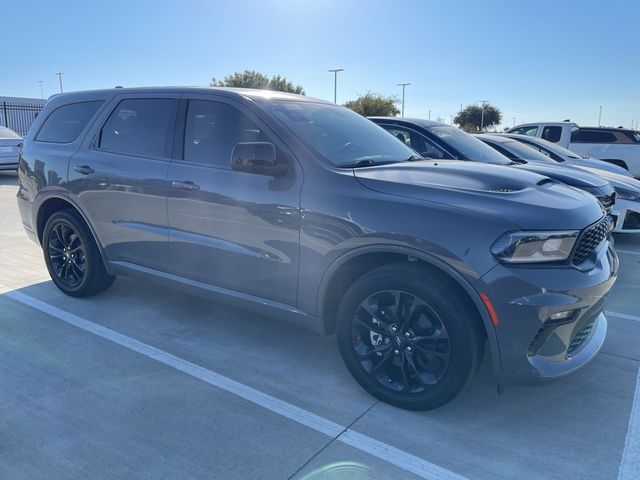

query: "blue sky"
(3, 0), (638, 128)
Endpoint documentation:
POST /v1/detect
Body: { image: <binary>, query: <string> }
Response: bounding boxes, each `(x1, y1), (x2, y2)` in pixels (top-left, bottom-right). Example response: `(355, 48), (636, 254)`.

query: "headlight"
(615, 188), (640, 202)
(491, 231), (579, 264)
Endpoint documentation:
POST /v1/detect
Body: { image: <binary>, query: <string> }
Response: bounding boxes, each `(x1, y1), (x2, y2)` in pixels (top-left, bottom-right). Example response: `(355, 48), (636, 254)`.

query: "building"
(0, 96), (47, 136)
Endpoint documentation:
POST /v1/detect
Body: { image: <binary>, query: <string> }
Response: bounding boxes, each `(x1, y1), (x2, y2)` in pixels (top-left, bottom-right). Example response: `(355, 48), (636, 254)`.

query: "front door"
(166, 95), (302, 305)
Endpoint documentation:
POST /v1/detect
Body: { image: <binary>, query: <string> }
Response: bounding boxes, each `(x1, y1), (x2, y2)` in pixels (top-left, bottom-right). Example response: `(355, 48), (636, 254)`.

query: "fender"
(316, 243), (502, 376)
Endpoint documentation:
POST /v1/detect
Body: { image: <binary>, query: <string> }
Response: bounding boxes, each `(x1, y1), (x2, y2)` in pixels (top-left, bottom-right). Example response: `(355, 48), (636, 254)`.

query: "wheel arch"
(317, 245), (501, 365)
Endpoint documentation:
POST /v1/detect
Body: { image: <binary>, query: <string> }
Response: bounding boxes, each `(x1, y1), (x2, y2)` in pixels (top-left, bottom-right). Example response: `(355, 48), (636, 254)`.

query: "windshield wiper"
(406, 155), (424, 161)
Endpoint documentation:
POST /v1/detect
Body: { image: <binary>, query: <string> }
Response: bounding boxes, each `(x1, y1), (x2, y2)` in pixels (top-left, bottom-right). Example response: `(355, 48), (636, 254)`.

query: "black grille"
(567, 318), (596, 356)
(572, 216), (611, 264)
(596, 192), (616, 212)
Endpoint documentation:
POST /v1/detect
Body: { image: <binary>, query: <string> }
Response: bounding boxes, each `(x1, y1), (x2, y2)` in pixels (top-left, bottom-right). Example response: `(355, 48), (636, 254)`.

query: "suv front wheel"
(336, 263), (484, 410)
(43, 209), (115, 297)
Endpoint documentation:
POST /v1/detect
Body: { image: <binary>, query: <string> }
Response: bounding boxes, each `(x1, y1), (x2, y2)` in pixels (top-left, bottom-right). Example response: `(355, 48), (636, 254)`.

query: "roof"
(44, 86), (330, 105)
(368, 117), (446, 128)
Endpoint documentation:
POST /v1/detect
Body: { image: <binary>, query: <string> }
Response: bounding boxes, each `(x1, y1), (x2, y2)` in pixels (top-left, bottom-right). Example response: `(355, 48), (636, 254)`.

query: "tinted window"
(184, 100), (270, 167)
(570, 129), (617, 143)
(500, 139), (555, 163)
(264, 101), (417, 167)
(0, 126), (21, 139)
(510, 126), (538, 136)
(516, 139), (565, 162)
(36, 101), (102, 143)
(427, 126), (511, 165)
(98, 98), (177, 158)
(623, 131), (640, 143)
(383, 126), (451, 159)
(541, 126), (562, 143)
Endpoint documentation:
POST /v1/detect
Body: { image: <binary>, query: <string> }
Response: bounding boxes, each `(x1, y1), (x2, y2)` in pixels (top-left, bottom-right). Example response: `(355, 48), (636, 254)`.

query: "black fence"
(1, 101), (45, 136)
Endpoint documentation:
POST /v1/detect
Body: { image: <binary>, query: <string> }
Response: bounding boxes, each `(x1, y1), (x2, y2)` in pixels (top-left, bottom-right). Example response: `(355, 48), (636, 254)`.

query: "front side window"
(98, 98), (177, 158)
(263, 101), (417, 167)
(541, 126), (562, 143)
(36, 101), (103, 143)
(510, 126), (538, 136)
(183, 100), (270, 167)
(383, 126), (450, 160)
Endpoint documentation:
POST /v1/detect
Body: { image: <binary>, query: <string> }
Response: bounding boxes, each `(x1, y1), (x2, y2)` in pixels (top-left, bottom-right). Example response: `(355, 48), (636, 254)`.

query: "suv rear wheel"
(43, 209), (115, 297)
(336, 263), (484, 410)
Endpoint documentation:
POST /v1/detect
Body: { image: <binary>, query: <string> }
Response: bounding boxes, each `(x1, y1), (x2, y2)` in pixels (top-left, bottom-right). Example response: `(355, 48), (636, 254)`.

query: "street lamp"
(428, 110), (431, 120)
(598, 105), (603, 127)
(512, 117), (516, 127)
(56, 72), (64, 93)
(37, 80), (45, 100)
(327, 69), (344, 104)
(479, 100), (489, 131)
(398, 83), (411, 117)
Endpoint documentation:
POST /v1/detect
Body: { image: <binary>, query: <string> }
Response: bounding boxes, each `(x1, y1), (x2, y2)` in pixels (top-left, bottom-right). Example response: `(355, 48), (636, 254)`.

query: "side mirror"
(231, 142), (287, 177)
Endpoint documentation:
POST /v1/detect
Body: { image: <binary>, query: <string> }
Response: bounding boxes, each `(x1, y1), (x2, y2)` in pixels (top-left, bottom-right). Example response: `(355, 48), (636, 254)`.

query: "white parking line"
(619, 364), (640, 480)
(607, 311), (640, 323)
(3, 289), (468, 480)
(616, 249), (640, 256)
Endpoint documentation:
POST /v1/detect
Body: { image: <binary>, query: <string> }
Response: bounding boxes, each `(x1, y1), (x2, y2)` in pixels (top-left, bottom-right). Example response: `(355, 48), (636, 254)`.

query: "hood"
(578, 166), (640, 193)
(575, 157), (633, 177)
(353, 160), (604, 230)
(512, 162), (609, 188)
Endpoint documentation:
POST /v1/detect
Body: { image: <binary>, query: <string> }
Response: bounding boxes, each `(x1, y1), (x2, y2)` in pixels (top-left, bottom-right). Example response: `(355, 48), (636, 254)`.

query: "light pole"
(428, 110), (431, 120)
(479, 100), (489, 131)
(398, 83), (411, 117)
(56, 72), (64, 93)
(37, 80), (45, 100)
(598, 105), (603, 127)
(327, 69), (344, 104)
(512, 117), (516, 127)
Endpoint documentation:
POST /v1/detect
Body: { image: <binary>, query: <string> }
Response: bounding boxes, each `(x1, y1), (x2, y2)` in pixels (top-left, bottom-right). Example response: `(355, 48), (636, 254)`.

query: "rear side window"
(541, 126), (562, 143)
(571, 129), (617, 143)
(36, 101), (103, 143)
(98, 98), (177, 158)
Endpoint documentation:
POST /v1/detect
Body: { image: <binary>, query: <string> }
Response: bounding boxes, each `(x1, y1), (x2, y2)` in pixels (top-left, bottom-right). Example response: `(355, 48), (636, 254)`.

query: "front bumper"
(611, 198), (640, 233)
(477, 241), (618, 385)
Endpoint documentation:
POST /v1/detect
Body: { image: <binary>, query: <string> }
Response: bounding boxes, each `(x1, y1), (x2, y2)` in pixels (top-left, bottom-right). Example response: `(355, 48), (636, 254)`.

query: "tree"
(211, 70), (305, 94)
(343, 92), (400, 117)
(454, 103), (502, 132)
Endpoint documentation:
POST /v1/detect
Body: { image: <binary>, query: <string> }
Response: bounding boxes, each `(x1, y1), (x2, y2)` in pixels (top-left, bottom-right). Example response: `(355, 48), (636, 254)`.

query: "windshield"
(500, 140), (555, 163)
(427, 126), (511, 165)
(521, 136), (582, 159)
(0, 126), (21, 139)
(262, 101), (418, 167)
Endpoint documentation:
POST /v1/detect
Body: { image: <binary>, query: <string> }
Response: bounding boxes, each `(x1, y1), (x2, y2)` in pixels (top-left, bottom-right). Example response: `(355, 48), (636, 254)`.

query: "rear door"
(68, 93), (179, 270)
(166, 94), (302, 305)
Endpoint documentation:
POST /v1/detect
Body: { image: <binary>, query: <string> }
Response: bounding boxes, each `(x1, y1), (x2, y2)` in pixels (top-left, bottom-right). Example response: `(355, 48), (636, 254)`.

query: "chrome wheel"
(351, 290), (451, 393)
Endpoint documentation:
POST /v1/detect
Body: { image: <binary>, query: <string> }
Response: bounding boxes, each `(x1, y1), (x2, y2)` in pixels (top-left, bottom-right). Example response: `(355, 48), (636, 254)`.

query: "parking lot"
(0, 170), (638, 479)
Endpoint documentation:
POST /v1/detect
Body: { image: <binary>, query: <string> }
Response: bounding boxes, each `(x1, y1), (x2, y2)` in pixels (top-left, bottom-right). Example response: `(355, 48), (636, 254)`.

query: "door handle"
(171, 180), (200, 191)
(73, 165), (95, 175)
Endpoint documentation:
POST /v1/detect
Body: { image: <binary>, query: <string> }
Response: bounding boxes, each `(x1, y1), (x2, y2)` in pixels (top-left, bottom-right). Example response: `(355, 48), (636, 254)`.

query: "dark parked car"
(18, 88), (618, 410)
(370, 117), (616, 213)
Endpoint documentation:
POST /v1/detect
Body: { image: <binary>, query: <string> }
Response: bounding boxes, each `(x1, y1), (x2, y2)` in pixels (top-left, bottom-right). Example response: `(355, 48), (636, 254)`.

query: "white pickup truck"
(507, 121), (640, 179)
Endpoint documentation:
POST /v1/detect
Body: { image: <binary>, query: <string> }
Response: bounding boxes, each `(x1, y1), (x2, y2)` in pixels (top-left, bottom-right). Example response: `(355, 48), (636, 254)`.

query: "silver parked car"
(0, 126), (22, 170)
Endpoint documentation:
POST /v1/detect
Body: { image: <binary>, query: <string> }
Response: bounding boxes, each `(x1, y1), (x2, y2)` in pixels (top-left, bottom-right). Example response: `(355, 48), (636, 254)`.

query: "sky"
(2, 0), (638, 129)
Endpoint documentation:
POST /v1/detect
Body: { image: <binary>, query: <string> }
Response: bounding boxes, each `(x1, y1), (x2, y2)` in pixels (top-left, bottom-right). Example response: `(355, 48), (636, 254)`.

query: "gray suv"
(17, 88), (618, 410)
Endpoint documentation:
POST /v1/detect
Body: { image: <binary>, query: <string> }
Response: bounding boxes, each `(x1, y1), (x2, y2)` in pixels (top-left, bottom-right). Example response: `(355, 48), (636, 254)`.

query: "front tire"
(336, 263), (484, 410)
(42, 209), (115, 297)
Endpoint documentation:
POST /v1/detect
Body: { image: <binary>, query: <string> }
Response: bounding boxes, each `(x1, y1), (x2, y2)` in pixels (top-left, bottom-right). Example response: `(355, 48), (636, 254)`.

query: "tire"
(42, 209), (115, 297)
(336, 262), (484, 410)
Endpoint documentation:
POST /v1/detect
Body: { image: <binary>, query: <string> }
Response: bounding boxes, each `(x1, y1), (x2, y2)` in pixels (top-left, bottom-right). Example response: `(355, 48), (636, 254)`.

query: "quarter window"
(36, 101), (103, 143)
(98, 98), (177, 158)
(183, 100), (270, 167)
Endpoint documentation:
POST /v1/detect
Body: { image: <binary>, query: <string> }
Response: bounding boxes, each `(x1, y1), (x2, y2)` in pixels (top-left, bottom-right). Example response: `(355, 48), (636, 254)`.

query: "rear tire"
(42, 209), (115, 297)
(336, 263), (484, 410)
